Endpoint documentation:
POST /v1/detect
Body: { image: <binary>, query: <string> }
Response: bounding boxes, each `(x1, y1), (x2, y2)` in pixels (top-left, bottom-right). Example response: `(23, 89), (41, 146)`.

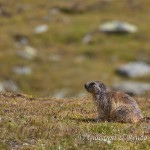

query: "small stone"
(17, 46), (37, 60)
(5, 80), (18, 92)
(0, 83), (5, 92)
(50, 7), (60, 15)
(34, 24), (48, 34)
(0, 80), (18, 92)
(53, 89), (69, 98)
(82, 34), (93, 44)
(14, 34), (29, 45)
(13, 66), (32, 75)
(116, 62), (150, 78)
(112, 82), (150, 95)
(100, 21), (138, 34)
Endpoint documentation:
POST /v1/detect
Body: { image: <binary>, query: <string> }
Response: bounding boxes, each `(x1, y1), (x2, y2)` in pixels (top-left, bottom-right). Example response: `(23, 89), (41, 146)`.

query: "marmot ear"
(99, 82), (106, 92)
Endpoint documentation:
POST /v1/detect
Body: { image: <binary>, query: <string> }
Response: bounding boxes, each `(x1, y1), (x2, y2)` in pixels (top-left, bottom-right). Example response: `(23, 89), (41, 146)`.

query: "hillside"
(0, 92), (149, 149)
(0, 0), (150, 97)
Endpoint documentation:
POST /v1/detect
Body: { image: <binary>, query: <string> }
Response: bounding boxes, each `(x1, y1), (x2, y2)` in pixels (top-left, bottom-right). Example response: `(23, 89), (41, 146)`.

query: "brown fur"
(85, 81), (143, 123)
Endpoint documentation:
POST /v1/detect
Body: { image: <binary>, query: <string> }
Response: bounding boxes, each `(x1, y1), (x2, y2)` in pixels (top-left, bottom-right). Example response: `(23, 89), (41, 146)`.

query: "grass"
(0, 92), (149, 149)
(0, 0), (150, 97)
(0, 1), (149, 149)
(0, 2), (150, 148)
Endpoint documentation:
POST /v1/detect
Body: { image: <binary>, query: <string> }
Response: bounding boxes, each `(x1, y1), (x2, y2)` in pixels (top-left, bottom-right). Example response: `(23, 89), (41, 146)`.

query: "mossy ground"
(0, 93), (149, 149)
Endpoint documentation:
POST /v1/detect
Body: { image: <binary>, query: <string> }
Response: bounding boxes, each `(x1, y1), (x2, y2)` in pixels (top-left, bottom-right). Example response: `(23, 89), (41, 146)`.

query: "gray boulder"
(13, 66), (32, 75)
(99, 21), (138, 34)
(112, 82), (150, 95)
(116, 62), (150, 78)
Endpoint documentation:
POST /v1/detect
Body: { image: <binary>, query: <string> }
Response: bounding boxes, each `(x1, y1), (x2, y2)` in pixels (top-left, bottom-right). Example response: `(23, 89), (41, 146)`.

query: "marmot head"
(84, 81), (106, 94)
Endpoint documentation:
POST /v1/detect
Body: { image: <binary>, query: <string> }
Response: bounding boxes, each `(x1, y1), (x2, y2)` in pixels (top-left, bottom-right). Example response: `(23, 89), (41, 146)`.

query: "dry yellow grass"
(0, 92), (149, 149)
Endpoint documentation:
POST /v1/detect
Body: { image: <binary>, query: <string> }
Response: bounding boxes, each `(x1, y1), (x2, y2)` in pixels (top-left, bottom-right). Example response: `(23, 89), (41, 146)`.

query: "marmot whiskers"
(85, 81), (143, 123)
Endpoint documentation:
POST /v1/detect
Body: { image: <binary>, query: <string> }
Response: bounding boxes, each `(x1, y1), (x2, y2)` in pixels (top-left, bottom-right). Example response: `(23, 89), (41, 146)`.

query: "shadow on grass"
(68, 117), (111, 123)
(69, 117), (150, 124)
(68, 117), (137, 124)
(69, 117), (96, 123)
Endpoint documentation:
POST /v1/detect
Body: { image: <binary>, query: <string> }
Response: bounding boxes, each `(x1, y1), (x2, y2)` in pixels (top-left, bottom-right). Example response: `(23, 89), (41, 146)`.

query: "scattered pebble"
(17, 46), (37, 60)
(50, 7), (60, 15)
(13, 66), (32, 75)
(0, 80), (18, 92)
(0, 83), (4, 92)
(34, 24), (48, 34)
(14, 34), (29, 45)
(82, 34), (93, 44)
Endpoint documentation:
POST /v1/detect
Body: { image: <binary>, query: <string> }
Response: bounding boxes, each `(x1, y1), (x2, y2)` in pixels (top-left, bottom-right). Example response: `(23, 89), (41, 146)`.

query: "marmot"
(84, 81), (143, 123)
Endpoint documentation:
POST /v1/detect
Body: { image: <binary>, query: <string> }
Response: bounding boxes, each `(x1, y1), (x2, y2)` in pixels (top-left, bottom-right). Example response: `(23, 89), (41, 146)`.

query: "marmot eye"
(90, 82), (95, 86)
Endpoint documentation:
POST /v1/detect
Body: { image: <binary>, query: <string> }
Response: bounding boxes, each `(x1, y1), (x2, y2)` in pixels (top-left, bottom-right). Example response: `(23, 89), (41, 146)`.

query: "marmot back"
(84, 81), (143, 123)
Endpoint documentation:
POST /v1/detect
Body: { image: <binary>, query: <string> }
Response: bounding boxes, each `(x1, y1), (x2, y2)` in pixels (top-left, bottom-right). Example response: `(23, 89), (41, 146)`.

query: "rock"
(0, 83), (4, 91)
(52, 89), (69, 98)
(82, 34), (93, 44)
(99, 21), (138, 34)
(0, 80), (18, 92)
(34, 24), (48, 34)
(50, 7), (60, 15)
(116, 62), (150, 78)
(14, 34), (29, 45)
(112, 82), (150, 95)
(13, 66), (32, 75)
(4, 80), (18, 92)
(17, 46), (37, 60)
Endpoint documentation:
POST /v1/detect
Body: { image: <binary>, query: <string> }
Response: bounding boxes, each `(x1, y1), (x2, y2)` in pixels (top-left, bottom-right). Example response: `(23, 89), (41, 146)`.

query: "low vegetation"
(0, 1), (150, 149)
(0, 92), (149, 149)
